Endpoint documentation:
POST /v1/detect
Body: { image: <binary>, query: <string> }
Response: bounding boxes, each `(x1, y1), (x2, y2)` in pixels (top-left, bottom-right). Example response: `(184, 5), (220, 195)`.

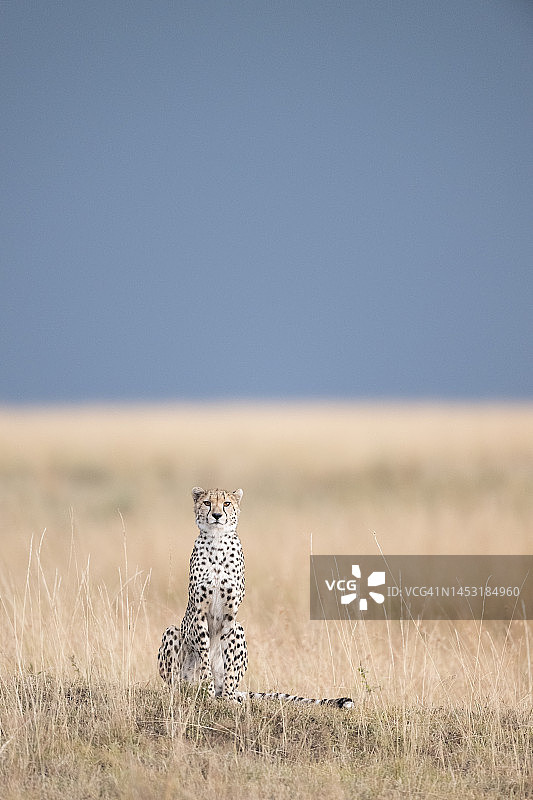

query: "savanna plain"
(0, 403), (532, 799)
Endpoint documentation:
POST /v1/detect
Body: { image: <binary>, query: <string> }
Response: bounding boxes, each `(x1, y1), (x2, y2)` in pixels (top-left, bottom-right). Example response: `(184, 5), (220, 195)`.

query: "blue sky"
(1, 1), (532, 403)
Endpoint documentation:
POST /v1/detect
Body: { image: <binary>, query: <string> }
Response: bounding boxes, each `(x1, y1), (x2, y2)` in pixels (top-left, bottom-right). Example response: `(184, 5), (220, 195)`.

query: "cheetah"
(158, 487), (353, 709)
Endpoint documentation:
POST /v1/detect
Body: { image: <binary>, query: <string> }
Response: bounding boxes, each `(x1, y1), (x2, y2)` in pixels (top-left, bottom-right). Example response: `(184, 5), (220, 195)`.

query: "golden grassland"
(0, 402), (532, 799)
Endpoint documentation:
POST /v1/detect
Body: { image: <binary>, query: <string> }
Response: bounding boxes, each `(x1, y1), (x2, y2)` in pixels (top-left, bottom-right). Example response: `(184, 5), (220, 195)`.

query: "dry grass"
(0, 402), (532, 798)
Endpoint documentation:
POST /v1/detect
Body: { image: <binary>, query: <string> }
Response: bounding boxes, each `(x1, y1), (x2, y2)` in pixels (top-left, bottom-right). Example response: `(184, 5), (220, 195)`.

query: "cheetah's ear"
(191, 487), (205, 502)
(233, 488), (243, 504)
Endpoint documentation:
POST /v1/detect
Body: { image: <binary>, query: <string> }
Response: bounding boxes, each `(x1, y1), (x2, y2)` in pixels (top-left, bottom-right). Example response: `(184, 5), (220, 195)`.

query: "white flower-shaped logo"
(341, 564), (386, 610)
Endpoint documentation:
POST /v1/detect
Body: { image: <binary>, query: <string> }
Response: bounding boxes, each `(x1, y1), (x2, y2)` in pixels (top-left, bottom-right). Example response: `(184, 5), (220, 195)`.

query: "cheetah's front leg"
(220, 620), (240, 700)
(196, 613), (215, 696)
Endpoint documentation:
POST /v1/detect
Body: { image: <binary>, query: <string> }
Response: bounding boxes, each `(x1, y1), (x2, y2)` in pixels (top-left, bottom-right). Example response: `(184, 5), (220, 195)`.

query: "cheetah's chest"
(191, 534), (242, 576)
(189, 534), (244, 613)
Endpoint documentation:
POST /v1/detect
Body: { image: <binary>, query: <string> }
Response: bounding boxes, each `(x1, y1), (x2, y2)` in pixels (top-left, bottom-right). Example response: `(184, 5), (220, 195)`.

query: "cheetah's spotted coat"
(158, 487), (353, 709)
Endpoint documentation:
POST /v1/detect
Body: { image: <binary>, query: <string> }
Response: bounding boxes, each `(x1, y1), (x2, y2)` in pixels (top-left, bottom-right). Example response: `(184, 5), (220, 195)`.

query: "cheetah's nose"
(212, 512), (222, 521)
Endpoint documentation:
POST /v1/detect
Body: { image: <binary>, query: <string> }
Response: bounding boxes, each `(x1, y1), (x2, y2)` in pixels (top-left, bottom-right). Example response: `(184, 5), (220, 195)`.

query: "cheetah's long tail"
(238, 691), (354, 709)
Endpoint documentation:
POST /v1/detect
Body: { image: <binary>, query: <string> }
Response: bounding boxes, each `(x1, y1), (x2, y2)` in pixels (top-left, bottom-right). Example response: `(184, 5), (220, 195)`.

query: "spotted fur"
(158, 487), (353, 709)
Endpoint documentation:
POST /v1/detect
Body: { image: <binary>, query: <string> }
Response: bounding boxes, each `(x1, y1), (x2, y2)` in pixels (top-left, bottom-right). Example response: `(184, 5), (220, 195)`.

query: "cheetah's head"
(192, 487), (243, 534)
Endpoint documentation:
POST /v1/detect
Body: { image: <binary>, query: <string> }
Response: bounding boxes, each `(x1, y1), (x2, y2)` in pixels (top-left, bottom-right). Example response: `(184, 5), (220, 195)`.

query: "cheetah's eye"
(223, 502), (231, 508)
(203, 501), (211, 507)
